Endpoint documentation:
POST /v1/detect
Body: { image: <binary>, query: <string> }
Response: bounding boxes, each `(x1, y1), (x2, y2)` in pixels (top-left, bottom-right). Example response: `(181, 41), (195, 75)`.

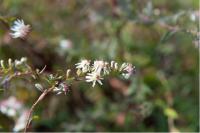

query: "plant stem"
(24, 86), (54, 133)
(0, 71), (32, 87)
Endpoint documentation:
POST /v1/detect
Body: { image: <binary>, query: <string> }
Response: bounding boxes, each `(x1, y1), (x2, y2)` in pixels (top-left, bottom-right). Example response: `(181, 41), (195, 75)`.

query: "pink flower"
(0, 96), (23, 117)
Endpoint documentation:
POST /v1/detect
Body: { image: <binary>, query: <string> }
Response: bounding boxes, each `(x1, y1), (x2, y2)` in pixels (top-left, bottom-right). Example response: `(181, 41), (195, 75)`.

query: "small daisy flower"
(93, 60), (110, 75)
(93, 60), (104, 72)
(75, 59), (91, 73)
(121, 63), (135, 79)
(10, 19), (30, 39)
(85, 72), (103, 87)
(53, 82), (70, 95)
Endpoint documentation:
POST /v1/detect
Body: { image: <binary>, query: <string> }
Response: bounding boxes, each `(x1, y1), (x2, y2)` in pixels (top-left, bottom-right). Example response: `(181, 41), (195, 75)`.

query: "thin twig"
(24, 86), (54, 133)
(0, 71), (32, 87)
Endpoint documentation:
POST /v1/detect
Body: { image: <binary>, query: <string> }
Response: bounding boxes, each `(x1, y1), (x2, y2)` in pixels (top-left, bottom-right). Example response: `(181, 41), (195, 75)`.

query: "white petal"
(92, 81), (96, 87)
(97, 80), (103, 85)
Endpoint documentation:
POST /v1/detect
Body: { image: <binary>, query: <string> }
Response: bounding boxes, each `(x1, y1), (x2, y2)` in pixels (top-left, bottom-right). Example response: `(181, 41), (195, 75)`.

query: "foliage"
(0, 0), (199, 132)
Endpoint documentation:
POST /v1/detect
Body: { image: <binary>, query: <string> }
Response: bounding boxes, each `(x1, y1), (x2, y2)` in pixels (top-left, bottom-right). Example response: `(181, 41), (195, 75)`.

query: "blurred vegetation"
(0, 0), (199, 132)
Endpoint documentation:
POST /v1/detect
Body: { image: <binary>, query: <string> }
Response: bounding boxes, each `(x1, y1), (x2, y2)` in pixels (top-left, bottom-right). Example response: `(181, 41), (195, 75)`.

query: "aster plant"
(0, 19), (136, 132)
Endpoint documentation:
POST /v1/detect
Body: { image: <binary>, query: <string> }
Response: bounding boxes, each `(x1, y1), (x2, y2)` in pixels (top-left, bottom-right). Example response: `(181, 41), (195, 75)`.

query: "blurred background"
(0, 0), (199, 132)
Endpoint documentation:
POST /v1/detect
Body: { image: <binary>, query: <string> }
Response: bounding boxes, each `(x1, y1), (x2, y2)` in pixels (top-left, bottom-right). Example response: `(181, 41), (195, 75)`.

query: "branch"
(0, 71), (32, 87)
(24, 86), (54, 133)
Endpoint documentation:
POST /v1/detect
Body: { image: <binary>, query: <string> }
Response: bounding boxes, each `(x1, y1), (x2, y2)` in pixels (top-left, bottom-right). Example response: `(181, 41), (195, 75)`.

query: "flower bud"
(35, 83), (44, 91)
(8, 58), (12, 68)
(0, 60), (5, 69)
(66, 69), (71, 78)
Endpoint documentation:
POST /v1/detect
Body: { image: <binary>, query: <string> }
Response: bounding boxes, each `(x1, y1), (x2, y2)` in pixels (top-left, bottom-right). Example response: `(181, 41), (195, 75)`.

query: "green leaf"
(32, 115), (40, 120)
(164, 108), (178, 119)
(160, 31), (176, 43)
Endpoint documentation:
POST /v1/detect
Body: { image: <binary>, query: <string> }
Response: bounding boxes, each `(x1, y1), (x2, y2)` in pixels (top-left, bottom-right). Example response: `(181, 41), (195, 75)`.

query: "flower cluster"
(35, 75), (70, 95)
(3, 18), (137, 132)
(75, 60), (135, 87)
(0, 57), (135, 95)
(7, 19), (136, 89)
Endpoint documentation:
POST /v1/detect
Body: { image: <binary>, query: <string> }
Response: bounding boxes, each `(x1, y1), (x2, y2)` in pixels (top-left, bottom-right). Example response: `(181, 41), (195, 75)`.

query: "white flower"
(120, 63), (135, 79)
(124, 64), (134, 73)
(190, 11), (200, 22)
(53, 82), (69, 95)
(20, 57), (27, 63)
(0, 96), (23, 117)
(85, 72), (103, 87)
(57, 39), (73, 56)
(102, 62), (110, 75)
(10, 19), (30, 38)
(0, 97), (29, 131)
(93, 60), (104, 72)
(13, 110), (29, 132)
(92, 60), (110, 75)
(59, 39), (72, 50)
(75, 59), (90, 73)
